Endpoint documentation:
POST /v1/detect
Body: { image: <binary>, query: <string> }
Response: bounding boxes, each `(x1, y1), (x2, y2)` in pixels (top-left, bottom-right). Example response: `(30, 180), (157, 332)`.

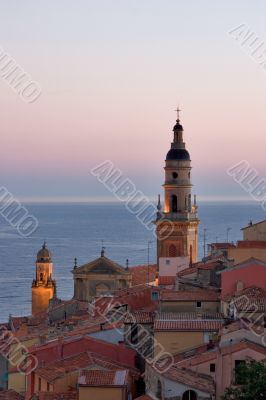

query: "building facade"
(72, 250), (131, 302)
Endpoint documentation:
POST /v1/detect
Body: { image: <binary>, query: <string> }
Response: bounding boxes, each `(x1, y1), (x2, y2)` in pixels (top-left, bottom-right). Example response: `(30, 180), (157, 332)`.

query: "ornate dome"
(36, 242), (52, 263)
(166, 148), (190, 161)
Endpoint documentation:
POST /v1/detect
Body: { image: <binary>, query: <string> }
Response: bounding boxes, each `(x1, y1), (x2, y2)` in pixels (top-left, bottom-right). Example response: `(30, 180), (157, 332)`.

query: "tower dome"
(166, 148), (190, 161)
(36, 242), (52, 263)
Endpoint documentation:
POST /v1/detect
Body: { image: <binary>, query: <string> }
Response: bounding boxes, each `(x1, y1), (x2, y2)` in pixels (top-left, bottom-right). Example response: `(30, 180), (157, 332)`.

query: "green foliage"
(222, 360), (266, 400)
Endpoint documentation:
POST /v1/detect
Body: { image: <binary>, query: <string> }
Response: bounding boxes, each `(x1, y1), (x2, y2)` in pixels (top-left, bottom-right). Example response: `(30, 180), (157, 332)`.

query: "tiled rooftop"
(130, 264), (157, 286)
(124, 311), (154, 324)
(160, 289), (219, 301)
(163, 366), (215, 394)
(36, 351), (138, 383)
(154, 319), (224, 331)
(78, 369), (128, 386)
(0, 391), (23, 400)
(38, 392), (77, 400)
(158, 276), (176, 286)
(236, 240), (266, 248)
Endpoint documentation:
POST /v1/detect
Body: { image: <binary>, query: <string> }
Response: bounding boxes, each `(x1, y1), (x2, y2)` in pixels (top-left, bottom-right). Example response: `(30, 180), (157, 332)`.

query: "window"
(196, 301), (202, 308)
(182, 390), (197, 400)
(131, 324), (138, 344)
(38, 377), (41, 391)
(165, 259), (170, 265)
(151, 291), (159, 301)
(47, 382), (50, 392)
(210, 363), (216, 372)
(156, 380), (162, 399)
(169, 244), (177, 257)
(171, 195), (177, 212)
(172, 172), (178, 179)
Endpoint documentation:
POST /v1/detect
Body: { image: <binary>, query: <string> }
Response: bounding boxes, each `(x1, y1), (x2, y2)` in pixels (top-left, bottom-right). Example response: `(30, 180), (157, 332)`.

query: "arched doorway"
(169, 244), (177, 257)
(182, 390), (197, 400)
(171, 195), (177, 212)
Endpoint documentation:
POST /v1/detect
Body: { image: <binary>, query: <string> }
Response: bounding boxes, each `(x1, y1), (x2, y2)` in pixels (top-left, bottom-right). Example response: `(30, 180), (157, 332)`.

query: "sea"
(0, 201), (265, 323)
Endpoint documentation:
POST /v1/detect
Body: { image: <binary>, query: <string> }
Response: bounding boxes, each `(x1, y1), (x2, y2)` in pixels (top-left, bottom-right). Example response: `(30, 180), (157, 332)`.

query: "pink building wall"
(221, 264), (266, 297)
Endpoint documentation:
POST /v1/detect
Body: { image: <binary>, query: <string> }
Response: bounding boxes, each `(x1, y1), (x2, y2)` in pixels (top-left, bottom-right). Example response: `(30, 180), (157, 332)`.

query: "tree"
(223, 360), (266, 399)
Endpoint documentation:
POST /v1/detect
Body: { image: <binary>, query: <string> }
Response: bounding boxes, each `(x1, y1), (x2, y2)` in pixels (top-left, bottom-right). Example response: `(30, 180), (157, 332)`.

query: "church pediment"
(73, 255), (129, 276)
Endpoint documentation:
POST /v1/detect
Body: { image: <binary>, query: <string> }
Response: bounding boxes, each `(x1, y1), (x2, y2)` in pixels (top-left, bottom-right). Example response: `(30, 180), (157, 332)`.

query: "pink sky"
(0, 1), (266, 201)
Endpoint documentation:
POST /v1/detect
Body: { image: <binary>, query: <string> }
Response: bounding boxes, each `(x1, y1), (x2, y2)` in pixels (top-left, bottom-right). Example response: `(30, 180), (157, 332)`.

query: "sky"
(0, 0), (266, 202)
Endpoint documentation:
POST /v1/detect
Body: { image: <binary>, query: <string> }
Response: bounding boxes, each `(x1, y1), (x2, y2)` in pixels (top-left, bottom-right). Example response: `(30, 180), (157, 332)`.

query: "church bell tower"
(156, 109), (200, 267)
(32, 242), (56, 315)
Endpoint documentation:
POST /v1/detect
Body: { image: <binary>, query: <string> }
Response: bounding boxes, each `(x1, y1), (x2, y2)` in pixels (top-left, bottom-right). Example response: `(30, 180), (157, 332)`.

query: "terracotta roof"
(0, 391), (23, 400)
(236, 240), (266, 248)
(154, 319), (224, 331)
(163, 366), (215, 394)
(158, 276), (176, 286)
(221, 339), (266, 357)
(124, 311), (154, 324)
(35, 350), (138, 383)
(223, 286), (266, 311)
(155, 312), (224, 320)
(160, 289), (219, 302)
(173, 342), (218, 364)
(130, 264), (157, 286)
(177, 266), (198, 277)
(78, 369), (128, 386)
(38, 393), (77, 400)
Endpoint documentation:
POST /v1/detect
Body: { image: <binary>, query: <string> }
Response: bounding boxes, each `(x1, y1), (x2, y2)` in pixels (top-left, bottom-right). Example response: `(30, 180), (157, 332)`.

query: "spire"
(156, 194), (162, 220)
(126, 259), (129, 270)
(101, 240), (105, 257)
(42, 241), (47, 249)
(175, 106), (181, 122)
(74, 257), (78, 269)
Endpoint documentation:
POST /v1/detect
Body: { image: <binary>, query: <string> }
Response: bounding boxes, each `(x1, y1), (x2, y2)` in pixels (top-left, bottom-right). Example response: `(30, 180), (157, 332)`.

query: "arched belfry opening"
(171, 195), (177, 212)
(169, 244), (177, 257)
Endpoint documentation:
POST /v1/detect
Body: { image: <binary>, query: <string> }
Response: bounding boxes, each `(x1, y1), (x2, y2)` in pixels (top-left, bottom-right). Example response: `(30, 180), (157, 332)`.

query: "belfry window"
(169, 244), (177, 257)
(171, 195), (177, 212)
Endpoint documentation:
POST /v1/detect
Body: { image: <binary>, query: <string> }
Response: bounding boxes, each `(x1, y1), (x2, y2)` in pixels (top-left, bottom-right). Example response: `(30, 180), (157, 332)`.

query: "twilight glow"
(1, 0), (266, 201)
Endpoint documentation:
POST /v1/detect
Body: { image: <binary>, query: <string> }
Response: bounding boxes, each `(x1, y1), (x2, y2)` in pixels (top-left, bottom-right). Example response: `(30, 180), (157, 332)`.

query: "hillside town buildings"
(2, 115), (266, 399)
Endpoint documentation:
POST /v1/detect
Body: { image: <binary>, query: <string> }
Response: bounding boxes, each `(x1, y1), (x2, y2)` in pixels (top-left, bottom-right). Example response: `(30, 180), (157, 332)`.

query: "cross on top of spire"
(175, 106), (181, 121)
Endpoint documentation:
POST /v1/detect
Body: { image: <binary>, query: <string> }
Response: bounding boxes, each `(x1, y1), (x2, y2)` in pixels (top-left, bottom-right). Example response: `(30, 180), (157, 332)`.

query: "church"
(32, 112), (200, 314)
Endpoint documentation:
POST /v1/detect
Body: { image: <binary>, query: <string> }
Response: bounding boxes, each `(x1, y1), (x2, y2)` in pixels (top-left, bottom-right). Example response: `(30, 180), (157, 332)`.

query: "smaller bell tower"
(32, 242), (56, 315)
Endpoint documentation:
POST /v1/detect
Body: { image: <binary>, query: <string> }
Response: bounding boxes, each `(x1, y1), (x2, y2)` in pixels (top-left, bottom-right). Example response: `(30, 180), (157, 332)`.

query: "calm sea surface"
(0, 202), (265, 322)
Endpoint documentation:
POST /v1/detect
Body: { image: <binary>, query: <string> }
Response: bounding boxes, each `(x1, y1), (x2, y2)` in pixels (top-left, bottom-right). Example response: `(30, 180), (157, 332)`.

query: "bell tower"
(156, 109), (200, 266)
(31, 242), (56, 315)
